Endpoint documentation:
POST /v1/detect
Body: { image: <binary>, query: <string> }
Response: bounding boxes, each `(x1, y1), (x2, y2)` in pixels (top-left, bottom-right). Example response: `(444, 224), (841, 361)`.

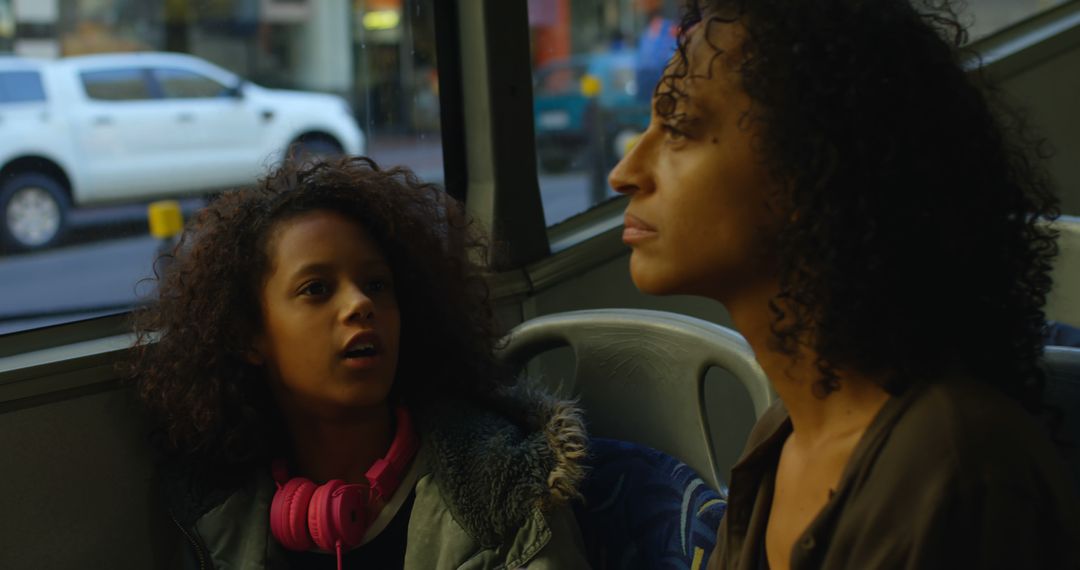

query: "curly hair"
(126, 156), (508, 473)
(658, 0), (1059, 410)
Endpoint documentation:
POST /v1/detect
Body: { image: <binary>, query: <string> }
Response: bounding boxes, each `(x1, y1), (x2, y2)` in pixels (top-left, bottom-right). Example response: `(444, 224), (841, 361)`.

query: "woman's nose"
(608, 130), (651, 195)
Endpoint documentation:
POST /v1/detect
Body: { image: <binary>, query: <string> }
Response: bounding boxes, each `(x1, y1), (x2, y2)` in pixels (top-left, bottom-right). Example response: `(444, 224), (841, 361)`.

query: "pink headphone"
(269, 406), (419, 564)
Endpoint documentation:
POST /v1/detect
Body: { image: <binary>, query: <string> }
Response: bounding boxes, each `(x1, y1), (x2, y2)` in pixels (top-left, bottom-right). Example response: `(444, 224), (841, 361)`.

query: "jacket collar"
(417, 384), (587, 546)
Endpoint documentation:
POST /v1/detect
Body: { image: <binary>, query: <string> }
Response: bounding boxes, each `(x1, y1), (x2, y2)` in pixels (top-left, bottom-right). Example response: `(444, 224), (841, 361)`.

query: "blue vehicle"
(533, 50), (651, 172)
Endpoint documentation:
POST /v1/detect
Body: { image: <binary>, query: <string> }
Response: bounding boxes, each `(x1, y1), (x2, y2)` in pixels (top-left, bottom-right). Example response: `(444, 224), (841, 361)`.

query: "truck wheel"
(289, 137), (344, 165)
(0, 173), (69, 252)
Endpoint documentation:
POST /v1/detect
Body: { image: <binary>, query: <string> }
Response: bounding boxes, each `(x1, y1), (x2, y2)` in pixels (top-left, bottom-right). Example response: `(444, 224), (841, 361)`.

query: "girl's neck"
(727, 287), (890, 447)
(284, 402), (393, 484)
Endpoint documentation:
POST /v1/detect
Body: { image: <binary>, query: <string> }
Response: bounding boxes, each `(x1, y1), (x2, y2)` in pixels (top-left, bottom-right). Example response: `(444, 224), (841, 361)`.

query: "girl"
(128, 157), (589, 569)
(610, 1), (1080, 568)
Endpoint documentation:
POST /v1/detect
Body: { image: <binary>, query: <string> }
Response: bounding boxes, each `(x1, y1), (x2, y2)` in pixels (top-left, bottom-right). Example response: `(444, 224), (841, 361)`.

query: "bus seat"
(499, 308), (775, 491)
(1044, 346), (1080, 491)
(574, 437), (728, 570)
(498, 309), (772, 569)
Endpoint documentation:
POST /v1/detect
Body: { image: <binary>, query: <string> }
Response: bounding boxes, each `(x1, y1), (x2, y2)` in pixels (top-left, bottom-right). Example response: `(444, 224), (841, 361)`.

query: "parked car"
(532, 50), (650, 173)
(0, 52), (365, 251)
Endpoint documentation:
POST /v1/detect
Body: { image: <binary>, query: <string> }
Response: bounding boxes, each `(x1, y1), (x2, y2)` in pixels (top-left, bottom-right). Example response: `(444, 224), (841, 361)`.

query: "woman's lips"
(623, 212), (658, 244)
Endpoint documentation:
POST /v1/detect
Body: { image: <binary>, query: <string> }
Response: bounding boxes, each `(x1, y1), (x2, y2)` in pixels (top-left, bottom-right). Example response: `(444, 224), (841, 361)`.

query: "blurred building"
(2, 0), (440, 134)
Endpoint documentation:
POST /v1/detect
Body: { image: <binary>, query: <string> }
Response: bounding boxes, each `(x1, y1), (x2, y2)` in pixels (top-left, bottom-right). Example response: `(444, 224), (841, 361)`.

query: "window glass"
(0, 0), (442, 335)
(0, 70), (46, 103)
(153, 68), (228, 99)
(81, 68), (152, 100)
(529, 0), (672, 227)
(966, 0), (1069, 41)
(527, 0), (1070, 228)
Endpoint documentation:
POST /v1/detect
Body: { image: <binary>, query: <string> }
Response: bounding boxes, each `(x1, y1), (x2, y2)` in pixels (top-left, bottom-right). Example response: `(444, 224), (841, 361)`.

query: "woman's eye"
(661, 123), (688, 142)
(300, 281), (330, 296)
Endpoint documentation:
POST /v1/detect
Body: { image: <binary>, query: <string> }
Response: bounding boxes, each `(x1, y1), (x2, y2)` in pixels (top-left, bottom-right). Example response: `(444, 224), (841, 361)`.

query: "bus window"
(525, 0), (1071, 230)
(966, 0), (1069, 41)
(528, 0), (678, 227)
(0, 0), (443, 336)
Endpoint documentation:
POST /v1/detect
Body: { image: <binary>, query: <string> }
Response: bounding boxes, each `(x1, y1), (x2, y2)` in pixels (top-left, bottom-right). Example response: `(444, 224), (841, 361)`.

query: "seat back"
(1044, 346), (1080, 491)
(499, 308), (774, 492)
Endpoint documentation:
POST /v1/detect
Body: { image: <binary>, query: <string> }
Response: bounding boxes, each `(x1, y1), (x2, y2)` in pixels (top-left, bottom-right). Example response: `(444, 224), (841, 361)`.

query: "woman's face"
(609, 20), (781, 302)
(251, 210), (401, 419)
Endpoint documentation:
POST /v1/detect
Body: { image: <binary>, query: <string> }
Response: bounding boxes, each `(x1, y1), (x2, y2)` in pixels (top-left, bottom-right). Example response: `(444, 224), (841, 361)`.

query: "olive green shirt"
(709, 378), (1080, 570)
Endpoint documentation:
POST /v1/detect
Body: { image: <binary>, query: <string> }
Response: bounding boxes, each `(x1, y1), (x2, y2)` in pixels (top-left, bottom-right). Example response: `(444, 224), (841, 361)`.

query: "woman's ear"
(245, 350), (264, 366)
(246, 334), (266, 366)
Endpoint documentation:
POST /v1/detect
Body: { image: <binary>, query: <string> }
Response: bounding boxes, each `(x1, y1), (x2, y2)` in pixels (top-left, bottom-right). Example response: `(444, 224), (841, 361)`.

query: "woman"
(128, 157), (589, 569)
(610, 1), (1080, 568)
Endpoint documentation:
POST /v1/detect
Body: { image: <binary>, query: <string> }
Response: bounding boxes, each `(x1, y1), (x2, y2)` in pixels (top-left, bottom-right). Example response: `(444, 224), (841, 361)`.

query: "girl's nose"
(342, 285), (375, 323)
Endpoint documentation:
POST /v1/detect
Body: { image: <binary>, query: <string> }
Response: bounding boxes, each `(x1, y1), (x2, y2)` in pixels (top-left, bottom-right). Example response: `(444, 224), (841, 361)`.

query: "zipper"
(171, 514), (211, 570)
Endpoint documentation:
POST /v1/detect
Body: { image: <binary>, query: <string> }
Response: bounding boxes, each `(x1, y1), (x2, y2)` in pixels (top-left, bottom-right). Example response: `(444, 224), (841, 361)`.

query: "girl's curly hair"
(126, 156), (508, 473)
(659, 0), (1059, 410)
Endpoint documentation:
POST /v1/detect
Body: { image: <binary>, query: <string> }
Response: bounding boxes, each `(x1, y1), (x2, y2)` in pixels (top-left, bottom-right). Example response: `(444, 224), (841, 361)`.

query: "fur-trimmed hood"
(416, 384), (588, 547)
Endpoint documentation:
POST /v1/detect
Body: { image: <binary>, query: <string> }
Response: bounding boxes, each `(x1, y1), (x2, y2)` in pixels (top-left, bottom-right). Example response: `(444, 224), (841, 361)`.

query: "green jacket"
(164, 388), (591, 569)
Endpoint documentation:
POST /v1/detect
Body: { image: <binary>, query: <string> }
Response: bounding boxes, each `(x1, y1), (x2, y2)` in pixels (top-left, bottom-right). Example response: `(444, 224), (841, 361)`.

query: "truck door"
(71, 67), (178, 202)
(148, 67), (264, 189)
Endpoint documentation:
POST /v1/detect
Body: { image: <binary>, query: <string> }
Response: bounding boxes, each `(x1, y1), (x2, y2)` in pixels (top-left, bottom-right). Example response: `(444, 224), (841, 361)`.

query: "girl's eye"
(300, 281), (330, 297)
(366, 279), (391, 294)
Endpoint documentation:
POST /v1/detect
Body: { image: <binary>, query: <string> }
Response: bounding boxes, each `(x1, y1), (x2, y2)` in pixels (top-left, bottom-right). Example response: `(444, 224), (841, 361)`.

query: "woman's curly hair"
(126, 156), (508, 473)
(659, 0), (1059, 410)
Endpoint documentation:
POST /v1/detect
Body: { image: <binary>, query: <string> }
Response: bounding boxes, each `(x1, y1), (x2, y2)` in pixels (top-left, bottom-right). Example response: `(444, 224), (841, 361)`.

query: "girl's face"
(251, 210), (401, 419)
(609, 20), (781, 303)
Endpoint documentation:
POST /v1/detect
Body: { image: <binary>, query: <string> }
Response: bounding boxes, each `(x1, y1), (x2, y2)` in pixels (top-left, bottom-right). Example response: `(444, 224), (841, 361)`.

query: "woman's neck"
(283, 402), (393, 484)
(728, 288), (890, 447)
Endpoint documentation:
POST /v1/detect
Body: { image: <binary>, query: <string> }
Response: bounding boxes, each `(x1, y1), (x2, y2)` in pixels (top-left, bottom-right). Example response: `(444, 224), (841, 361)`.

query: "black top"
(283, 491), (416, 569)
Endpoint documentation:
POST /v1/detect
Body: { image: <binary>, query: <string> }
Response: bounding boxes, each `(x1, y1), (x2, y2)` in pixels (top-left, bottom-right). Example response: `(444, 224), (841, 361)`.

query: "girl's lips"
(623, 212), (658, 244)
(342, 353), (383, 370)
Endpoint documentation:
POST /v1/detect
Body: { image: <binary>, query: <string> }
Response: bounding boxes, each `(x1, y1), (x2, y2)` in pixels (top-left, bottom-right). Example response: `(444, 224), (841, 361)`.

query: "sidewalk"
(365, 132), (445, 183)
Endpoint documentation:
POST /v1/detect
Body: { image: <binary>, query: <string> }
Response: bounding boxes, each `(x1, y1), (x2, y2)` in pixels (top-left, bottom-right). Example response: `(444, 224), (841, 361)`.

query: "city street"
(0, 138), (611, 334)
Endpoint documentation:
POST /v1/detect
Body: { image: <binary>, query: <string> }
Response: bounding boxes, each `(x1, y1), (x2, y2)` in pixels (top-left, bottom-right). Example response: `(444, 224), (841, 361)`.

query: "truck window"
(152, 68), (229, 99)
(0, 71), (45, 104)
(81, 68), (154, 101)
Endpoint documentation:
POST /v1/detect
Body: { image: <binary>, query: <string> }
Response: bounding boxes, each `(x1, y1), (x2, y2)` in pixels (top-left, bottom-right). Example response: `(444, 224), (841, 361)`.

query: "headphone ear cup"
(308, 480), (343, 551)
(308, 480), (368, 551)
(270, 478), (317, 551)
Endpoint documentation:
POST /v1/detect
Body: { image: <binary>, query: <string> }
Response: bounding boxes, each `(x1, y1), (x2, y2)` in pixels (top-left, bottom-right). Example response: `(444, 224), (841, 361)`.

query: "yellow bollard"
(148, 200), (183, 240)
(580, 74), (602, 98)
(621, 132), (643, 158)
(148, 200), (184, 261)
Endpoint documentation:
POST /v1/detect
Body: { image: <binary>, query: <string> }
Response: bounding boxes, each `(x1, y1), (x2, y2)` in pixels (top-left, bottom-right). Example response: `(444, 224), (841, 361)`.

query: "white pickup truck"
(0, 52), (365, 251)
